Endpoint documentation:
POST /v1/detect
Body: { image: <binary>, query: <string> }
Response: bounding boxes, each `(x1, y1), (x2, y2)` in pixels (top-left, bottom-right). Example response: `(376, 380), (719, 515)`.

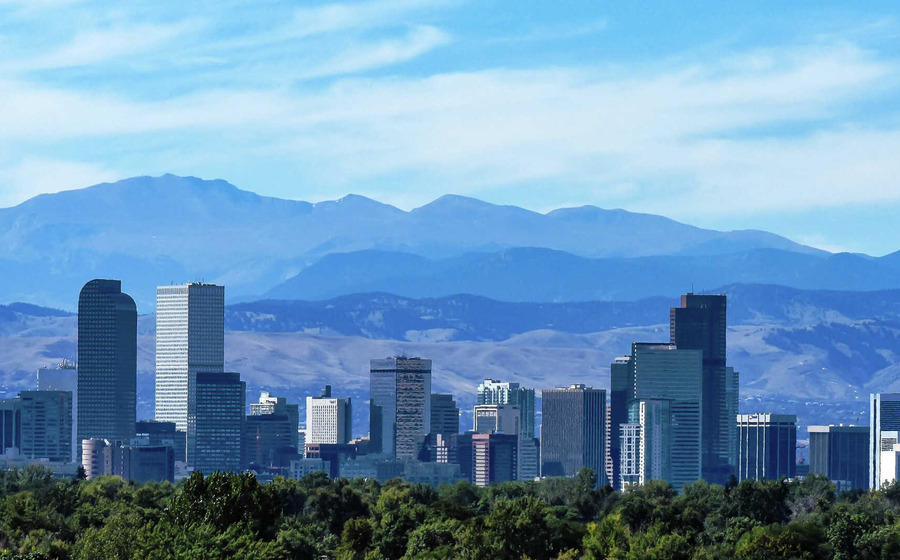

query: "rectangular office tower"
(628, 343), (703, 491)
(619, 399), (671, 488)
(609, 356), (633, 490)
(77, 279), (137, 452)
(670, 293), (733, 485)
(870, 394), (900, 489)
(541, 384), (606, 485)
(736, 413), (796, 481)
(306, 386), (352, 445)
(18, 391), (73, 463)
(431, 394), (459, 438)
(187, 371), (245, 473)
(252, 392), (300, 449)
(808, 425), (869, 491)
(37, 361), (78, 462)
(369, 357), (431, 459)
(477, 379), (539, 481)
(155, 283), (225, 431)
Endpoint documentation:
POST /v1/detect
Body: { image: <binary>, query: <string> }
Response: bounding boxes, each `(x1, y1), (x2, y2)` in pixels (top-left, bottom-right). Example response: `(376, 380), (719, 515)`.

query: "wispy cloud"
(0, 157), (119, 208)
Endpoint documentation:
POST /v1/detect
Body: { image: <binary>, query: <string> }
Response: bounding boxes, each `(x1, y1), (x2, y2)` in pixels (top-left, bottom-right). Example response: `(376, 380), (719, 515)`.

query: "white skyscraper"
(155, 283), (225, 431)
(305, 386), (351, 445)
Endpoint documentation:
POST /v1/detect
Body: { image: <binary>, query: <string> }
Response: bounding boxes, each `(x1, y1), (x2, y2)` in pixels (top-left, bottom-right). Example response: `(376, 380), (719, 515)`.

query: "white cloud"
(296, 25), (449, 79)
(291, 0), (450, 37)
(2, 21), (200, 72)
(0, 158), (119, 208)
(0, 37), (898, 217)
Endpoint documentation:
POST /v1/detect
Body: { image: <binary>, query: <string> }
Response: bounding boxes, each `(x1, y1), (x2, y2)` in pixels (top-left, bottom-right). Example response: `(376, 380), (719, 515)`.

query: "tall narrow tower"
(155, 283), (225, 431)
(369, 357), (431, 459)
(77, 279), (137, 452)
(670, 293), (731, 484)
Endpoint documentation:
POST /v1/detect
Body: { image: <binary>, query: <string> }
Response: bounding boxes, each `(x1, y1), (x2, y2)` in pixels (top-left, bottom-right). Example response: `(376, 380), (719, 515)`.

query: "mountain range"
(2, 174), (881, 310)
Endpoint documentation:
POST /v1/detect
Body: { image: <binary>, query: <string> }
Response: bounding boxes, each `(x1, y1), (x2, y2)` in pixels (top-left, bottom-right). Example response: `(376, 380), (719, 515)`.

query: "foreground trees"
(2, 466), (900, 559)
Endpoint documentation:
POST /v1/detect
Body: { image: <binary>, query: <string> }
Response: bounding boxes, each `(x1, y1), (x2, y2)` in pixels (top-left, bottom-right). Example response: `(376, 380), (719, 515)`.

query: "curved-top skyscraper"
(77, 279), (137, 453)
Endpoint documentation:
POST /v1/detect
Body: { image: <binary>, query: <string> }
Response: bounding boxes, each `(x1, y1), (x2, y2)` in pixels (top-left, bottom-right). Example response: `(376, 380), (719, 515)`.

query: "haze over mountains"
(4, 174), (891, 310)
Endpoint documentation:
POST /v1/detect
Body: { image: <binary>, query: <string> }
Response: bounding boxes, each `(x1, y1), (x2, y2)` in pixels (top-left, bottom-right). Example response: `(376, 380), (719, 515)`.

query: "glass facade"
(187, 371), (245, 473)
(540, 384), (606, 485)
(670, 294), (732, 485)
(77, 279), (137, 453)
(808, 425), (868, 491)
(869, 394), (900, 489)
(736, 413), (796, 481)
(369, 357), (431, 458)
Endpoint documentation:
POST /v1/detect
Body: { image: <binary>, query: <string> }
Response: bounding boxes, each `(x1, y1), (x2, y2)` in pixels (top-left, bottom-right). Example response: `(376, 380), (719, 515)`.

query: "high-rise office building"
(155, 283), (225, 431)
(476, 380), (535, 439)
(18, 391), (73, 463)
(670, 293), (732, 484)
(476, 379), (538, 481)
(430, 394), (459, 438)
(609, 356), (633, 490)
(136, 420), (186, 464)
(628, 343), (703, 491)
(472, 433), (518, 487)
(736, 413), (796, 481)
(541, 384), (606, 485)
(369, 357), (431, 459)
(726, 366), (740, 468)
(306, 386), (352, 445)
(870, 394), (900, 489)
(474, 404), (520, 435)
(251, 391), (300, 449)
(621, 399), (671, 487)
(0, 399), (20, 455)
(81, 439), (175, 482)
(77, 279), (137, 453)
(187, 371), (245, 473)
(37, 361), (78, 462)
(243, 414), (293, 468)
(808, 425), (869, 491)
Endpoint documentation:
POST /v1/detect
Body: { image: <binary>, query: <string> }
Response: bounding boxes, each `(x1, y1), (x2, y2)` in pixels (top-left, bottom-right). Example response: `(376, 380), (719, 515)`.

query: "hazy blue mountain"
(266, 247), (900, 302)
(0, 174), (827, 309)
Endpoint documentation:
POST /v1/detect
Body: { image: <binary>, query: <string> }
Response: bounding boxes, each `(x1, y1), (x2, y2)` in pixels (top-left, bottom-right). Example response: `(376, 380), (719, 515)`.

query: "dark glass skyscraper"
(430, 393), (459, 438)
(187, 371), (245, 473)
(77, 279), (137, 453)
(809, 425), (869, 491)
(736, 413), (796, 481)
(540, 384), (606, 485)
(670, 293), (732, 484)
(369, 357), (431, 458)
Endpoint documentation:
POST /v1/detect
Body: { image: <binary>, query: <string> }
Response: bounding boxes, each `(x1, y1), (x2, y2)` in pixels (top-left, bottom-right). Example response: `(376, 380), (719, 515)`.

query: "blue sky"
(1, 1), (899, 255)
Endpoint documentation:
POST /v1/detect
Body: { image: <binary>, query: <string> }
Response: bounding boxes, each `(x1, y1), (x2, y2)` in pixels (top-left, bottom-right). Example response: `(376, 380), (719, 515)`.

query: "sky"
(1, 1), (899, 255)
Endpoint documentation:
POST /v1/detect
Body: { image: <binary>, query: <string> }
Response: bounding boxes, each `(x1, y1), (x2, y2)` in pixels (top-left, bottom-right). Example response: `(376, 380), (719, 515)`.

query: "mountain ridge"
(0, 174), (869, 310)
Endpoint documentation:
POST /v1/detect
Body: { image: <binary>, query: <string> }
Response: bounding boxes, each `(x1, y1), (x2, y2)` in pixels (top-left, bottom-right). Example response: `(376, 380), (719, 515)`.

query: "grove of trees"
(1, 464), (899, 559)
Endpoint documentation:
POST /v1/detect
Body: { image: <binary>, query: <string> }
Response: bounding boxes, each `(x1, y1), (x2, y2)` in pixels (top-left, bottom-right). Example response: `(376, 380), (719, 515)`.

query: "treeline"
(0, 466), (899, 559)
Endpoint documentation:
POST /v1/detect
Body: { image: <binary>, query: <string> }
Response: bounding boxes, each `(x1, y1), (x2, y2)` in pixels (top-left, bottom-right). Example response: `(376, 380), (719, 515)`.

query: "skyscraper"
(18, 391), (73, 463)
(629, 342), (703, 491)
(472, 433), (518, 487)
(808, 425), (869, 491)
(37, 361), (78, 462)
(474, 404), (520, 435)
(187, 371), (245, 473)
(77, 279), (137, 452)
(252, 391), (301, 449)
(736, 413), (796, 481)
(430, 394), (459, 438)
(155, 283), (225, 431)
(369, 357), (431, 459)
(306, 386), (352, 445)
(608, 356), (633, 490)
(476, 379), (538, 481)
(670, 293), (732, 484)
(541, 384), (606, 485)
(869, 393), (900, 489)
